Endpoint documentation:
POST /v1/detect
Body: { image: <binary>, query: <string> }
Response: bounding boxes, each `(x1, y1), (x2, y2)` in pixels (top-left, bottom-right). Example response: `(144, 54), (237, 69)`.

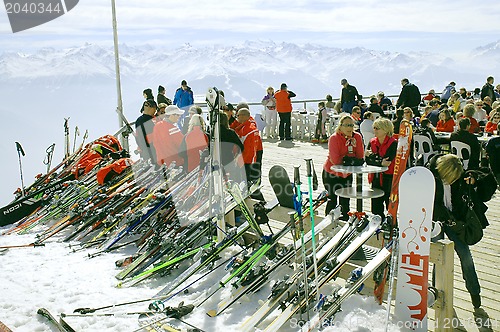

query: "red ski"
(374, 119), (413, 304)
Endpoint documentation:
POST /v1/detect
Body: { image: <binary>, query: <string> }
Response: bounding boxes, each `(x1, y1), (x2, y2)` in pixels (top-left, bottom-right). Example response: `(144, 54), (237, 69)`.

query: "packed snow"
(0, 225), (403, 331)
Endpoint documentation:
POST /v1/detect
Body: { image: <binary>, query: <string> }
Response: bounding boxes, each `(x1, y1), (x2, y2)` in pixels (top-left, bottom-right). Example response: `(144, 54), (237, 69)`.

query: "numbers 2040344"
(5, 2), (62, 14)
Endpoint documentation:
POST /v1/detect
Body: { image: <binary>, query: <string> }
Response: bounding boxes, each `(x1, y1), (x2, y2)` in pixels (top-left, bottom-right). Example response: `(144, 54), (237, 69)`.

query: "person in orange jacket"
(274, 83), (296, 141)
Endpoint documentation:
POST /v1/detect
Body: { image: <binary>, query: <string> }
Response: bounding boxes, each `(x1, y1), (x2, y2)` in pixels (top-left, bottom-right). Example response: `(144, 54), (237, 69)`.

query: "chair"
(450, 141), (472, 170)
(413, 134), (436, 166)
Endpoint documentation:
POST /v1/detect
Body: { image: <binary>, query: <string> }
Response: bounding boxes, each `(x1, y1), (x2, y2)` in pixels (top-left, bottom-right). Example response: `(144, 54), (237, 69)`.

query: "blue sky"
(1, 0), (499, 56)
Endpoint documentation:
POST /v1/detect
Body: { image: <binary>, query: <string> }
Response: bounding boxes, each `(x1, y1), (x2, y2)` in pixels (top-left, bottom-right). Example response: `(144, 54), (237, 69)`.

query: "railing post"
(430, 239), (454, 332)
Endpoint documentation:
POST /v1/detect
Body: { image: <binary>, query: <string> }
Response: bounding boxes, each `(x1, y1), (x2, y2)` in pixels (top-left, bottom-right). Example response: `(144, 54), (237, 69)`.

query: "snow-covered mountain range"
(0, 40), (499, 205)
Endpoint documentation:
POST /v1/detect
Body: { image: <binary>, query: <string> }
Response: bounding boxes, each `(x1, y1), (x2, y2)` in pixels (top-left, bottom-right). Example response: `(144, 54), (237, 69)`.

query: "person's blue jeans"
(342, 101), (357, 114)
(443, 225), (481, 296)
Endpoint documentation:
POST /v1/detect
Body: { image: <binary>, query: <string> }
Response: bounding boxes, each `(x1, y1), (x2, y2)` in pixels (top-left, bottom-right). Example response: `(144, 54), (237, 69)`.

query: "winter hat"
(340, 79), (348, 85)
(158, 85), (165, 93)
(181, 80), (188, 86)
(280, 83), (287, 90)
(165, 105), (184, 116)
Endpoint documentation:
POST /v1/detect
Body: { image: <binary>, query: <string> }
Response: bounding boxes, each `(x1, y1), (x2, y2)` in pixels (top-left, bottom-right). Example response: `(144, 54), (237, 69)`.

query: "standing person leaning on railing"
(274, 83), (296, 141)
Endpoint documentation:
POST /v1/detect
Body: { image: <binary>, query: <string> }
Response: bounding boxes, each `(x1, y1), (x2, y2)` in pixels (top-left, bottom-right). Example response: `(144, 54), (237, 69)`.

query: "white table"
(330, 164), (388, 212)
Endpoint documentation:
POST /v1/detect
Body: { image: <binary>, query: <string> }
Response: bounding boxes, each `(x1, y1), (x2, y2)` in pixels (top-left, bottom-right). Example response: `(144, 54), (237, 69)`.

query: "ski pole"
(64, 118), (70, 159)
(72, 126), (79, 154)
(384, 234), (398, 332)
(15, 141), (26, 197)
(294, 165), (310, 321)
(305, 159), (319, 302)
(43, 143), (55, 174)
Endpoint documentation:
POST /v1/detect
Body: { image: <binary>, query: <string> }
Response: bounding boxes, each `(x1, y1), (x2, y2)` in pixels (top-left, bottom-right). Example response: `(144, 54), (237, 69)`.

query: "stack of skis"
(1, 88), (432, 331)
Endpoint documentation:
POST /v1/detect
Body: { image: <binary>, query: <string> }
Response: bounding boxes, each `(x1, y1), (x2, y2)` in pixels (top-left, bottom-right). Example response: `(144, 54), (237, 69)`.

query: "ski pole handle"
(289, 211), (296, 229)
(305, 159), (313, 177)
(294, 166), (301, 185)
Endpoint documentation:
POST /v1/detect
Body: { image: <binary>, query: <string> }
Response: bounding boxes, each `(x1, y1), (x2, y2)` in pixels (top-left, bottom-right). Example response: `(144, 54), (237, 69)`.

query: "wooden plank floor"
(258, 138), (500, 332)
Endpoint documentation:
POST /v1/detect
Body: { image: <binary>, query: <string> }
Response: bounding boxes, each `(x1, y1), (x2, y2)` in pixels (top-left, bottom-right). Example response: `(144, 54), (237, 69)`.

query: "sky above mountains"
(1, 0), (500, 57)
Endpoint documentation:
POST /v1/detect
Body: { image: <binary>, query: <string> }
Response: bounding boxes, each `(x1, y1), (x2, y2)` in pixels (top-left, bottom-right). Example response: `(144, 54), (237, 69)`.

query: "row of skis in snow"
(1, 89), (434, 332)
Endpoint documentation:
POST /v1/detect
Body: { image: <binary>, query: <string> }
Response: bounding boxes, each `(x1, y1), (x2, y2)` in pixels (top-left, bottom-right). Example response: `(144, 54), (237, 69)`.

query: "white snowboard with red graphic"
(395, 166), (435, 331)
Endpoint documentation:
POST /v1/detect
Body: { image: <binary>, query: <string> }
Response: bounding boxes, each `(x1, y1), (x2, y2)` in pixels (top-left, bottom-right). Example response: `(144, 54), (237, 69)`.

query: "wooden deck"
(257, 138), (500, 332)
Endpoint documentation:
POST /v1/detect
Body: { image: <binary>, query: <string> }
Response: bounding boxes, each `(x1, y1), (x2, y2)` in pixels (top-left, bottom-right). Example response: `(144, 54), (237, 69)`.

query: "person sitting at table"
(367, 96), (385, 118)
(365, 118), (397, 219)
(351, 106), (362, 126)
(462, 104), (480, 133)
(436, 109), (455, 132)
(359, 111), (375, 148)
(484, 109), (499, 134)
(473, 100), (488, 126)
(322, 115), (364, 219)
(450, 117), (481, 170)
(403, 107), (417, 126)
(417, 118), (437, 146)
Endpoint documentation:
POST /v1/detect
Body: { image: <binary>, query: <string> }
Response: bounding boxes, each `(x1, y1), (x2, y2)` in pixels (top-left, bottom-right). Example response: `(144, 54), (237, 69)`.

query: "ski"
(37, 308), (66, 332)
(59, 315), (76, 332)
(374, 119), (413, 304)
(260, 214), (382, 332)
(239, 213), (380, 332)
(302, 244), (392, 331)
(206, 210), (338, 317)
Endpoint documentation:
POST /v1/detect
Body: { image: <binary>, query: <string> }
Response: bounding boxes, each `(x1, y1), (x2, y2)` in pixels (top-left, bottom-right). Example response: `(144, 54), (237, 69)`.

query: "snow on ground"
(0, 226), (402, 331)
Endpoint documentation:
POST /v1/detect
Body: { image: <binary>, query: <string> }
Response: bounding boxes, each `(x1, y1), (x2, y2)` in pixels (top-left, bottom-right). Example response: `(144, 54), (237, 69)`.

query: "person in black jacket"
(428, 153), (494, 309)
(396, 78), (422, 117)
(340, 78), (361, 114)
(157, 85), (172, 106)
(450, 117), (481, 170)
(480, 76), (496, 103)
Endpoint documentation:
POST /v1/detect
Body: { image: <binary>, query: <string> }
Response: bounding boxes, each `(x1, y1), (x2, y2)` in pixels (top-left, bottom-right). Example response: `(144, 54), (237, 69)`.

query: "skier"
(152, 105), (185, 167)
(274, 83), (296, 141)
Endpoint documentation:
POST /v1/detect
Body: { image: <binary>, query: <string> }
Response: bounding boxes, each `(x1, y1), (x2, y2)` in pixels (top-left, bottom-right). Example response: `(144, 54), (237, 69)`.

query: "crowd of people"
(132, 76), (499, 310)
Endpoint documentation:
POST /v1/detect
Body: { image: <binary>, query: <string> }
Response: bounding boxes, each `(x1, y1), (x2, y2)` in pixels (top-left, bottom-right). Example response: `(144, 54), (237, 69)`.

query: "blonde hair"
(188, 114), (206, 133)
(436, 154), (463, 185)
(373, 117), (394, 137)
(335, 115), (355, 134)
(463, 103), (475, 117)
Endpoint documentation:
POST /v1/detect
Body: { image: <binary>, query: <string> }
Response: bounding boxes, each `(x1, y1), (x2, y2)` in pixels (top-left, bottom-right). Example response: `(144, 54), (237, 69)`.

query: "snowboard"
(394, 166), (435, 331)
(268, 165), (295, 209)
(374, 119), (413, 303)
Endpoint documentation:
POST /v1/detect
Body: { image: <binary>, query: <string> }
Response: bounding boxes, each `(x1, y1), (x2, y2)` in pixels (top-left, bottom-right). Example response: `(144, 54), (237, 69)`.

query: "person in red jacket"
(365, 118), (397, 218)
(484, 109), (499, 134)
(274, 83), (296, 141)
(180, 114), (209, 173)
(436, 109), (455, 132)
(233, 108), (264, 200)
(323, 115), (364, 219)
(152, 105), (185, 167)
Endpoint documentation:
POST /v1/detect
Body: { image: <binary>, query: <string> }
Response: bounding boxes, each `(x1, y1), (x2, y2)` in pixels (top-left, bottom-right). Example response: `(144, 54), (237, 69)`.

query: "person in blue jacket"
(173, 80), (194, 132)
(173, 80), (194, 109)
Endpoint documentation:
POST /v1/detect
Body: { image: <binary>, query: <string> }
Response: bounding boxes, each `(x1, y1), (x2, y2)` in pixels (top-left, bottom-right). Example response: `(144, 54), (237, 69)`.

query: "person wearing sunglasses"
(322, 115), (364, 220)
(365, 118), (397, 219)
(484, 109), (500, 135)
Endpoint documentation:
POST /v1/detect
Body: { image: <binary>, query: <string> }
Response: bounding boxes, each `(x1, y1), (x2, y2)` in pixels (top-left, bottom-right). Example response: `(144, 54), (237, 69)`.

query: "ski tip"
(36, 308), (47, 315)
(206, 310), (217, 317)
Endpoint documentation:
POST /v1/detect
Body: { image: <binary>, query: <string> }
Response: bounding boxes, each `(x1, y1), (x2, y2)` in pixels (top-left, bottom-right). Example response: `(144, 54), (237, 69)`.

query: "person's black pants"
(278, 112), (292, 140)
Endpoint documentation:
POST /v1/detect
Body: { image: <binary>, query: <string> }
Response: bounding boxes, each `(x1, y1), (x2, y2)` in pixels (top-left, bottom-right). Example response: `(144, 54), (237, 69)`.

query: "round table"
(330, 164), (388, 212)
